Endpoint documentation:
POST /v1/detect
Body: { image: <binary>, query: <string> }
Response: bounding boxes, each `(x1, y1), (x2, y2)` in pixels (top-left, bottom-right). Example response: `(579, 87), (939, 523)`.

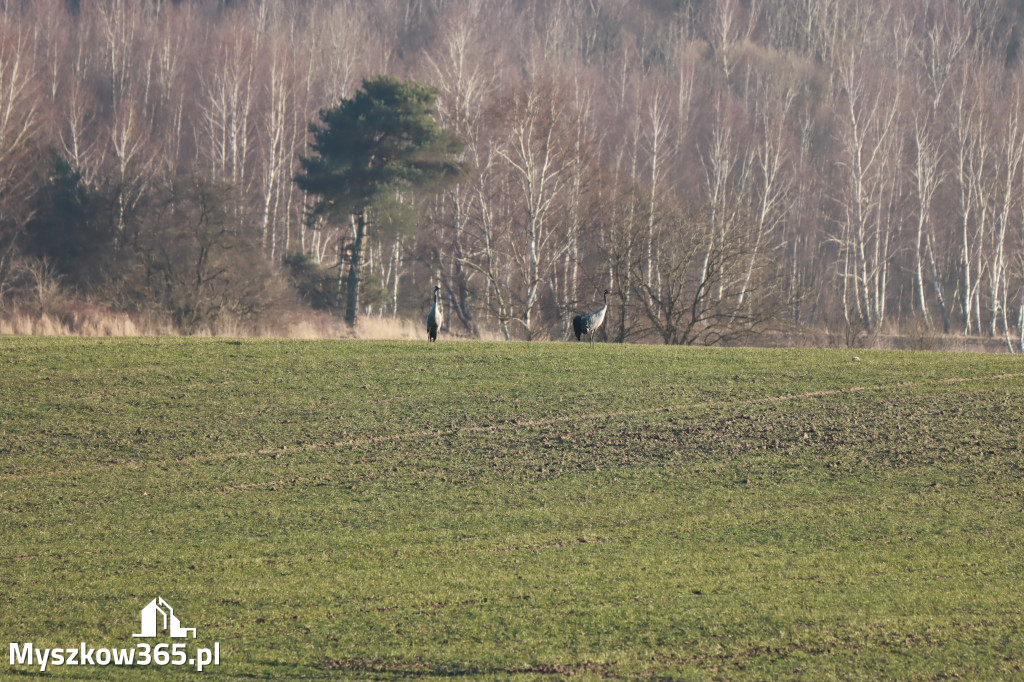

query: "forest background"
(2, 0), (1024, 350)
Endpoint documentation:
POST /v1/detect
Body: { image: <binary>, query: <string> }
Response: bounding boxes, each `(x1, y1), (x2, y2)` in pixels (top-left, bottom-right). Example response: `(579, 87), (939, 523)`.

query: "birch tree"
(832, 48), (901, 331)
(427, 17), (493, 334)
(497, 84), (577, 339)
(911, 118), (947, 331)
(199, 32), (256, 190)
(0, 21), (39, 228)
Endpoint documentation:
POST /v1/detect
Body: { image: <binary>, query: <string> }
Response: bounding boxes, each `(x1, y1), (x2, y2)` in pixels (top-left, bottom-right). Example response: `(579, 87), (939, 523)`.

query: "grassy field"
(2, 336), (1023, 679)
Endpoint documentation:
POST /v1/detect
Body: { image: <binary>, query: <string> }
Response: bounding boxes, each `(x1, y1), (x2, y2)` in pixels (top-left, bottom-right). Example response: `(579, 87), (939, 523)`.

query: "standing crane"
(572, 289), (609, 346)
(426, 285), (442, 342)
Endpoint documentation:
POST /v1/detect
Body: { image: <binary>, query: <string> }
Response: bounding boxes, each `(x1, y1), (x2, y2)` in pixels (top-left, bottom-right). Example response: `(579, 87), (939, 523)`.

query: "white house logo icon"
(132, 597), (196, 638)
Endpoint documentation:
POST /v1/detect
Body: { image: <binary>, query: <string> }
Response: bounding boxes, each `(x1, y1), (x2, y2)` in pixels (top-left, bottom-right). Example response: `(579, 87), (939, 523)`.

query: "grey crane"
(426, 285), (442, 342)
(572, 289), (609, 346)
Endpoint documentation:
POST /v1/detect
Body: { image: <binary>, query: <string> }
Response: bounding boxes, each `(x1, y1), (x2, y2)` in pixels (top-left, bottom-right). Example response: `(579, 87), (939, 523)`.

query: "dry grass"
(0, 308), (178, 337)
(0, 304), (1016, 350)
(349, 315), (424, 340)
(0, 306), (460, 342)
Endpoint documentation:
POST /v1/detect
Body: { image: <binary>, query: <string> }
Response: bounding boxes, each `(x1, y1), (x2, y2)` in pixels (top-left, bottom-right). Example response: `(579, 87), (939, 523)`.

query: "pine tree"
(295, 76), (467, 326)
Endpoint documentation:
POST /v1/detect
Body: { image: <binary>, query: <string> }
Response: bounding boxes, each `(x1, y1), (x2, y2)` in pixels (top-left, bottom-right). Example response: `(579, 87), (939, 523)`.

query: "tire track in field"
(3, 371), (1022, 483)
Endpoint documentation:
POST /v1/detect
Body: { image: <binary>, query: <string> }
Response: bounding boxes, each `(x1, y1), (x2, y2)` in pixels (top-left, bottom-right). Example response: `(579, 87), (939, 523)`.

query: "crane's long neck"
(590, 294), (607, 329)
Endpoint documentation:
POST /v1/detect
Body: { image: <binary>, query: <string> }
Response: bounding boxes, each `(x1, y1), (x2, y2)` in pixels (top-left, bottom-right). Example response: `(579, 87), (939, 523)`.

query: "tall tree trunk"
(926, 235), (950, 334)
(345, 210), (367, 326)
(390, 238), (402, 318)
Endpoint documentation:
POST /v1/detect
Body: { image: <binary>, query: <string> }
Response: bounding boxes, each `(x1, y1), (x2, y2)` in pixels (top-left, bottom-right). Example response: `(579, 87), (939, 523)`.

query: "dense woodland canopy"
(3, 0), (1024, 347)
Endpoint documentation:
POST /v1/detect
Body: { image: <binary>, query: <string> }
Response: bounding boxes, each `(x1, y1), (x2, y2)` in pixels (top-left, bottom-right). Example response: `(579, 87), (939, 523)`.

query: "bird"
(426, 285), (442, 342)
(572, 289), (609, 346)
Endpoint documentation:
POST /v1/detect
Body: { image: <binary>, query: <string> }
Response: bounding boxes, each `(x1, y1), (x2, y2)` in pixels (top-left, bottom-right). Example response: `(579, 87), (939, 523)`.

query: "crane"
(426, 285), (442, 342)
(572, 289), (609, 346)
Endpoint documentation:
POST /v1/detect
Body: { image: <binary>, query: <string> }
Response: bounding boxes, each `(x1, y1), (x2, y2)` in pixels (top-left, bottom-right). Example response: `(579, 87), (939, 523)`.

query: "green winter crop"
(1, 337), (1022, 678)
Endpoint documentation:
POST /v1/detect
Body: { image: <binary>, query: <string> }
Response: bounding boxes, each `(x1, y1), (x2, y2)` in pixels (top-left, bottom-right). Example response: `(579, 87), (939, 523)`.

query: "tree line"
(2, 0), (1024, 348)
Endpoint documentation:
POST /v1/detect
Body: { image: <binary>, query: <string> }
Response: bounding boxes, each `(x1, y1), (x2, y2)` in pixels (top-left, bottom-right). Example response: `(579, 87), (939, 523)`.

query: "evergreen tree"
(24, 152), (113, 288)
(295, 76), (467, 326)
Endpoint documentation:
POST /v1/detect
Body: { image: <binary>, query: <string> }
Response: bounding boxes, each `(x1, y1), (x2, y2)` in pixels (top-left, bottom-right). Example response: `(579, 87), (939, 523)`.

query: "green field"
(2, 337), (1023, 679)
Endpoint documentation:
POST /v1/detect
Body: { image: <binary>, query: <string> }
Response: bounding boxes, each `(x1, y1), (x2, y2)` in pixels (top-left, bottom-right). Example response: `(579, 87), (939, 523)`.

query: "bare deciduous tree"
(2, 0), (1024, 345)
(0, 20), (39, 228)
(496, 82), (577, 339)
